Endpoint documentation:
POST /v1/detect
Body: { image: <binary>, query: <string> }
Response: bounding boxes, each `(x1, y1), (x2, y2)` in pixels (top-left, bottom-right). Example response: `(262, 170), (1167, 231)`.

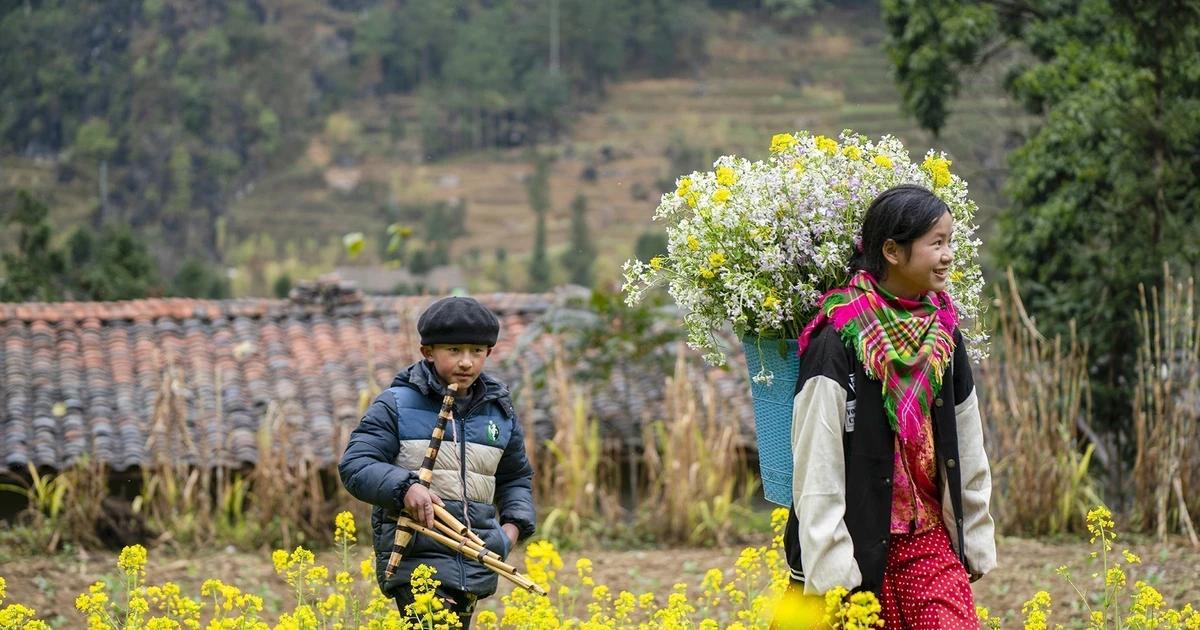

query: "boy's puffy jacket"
(338, 360), (536, 599)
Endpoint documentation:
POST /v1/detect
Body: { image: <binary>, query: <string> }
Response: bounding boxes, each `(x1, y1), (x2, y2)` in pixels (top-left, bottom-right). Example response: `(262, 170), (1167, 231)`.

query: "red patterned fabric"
(881, 525), (977, 629)
(890, 429), (942, 535)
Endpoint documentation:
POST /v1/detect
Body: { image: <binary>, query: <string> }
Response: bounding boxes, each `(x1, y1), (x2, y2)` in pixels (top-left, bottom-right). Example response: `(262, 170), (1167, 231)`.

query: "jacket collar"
(390, 360), (514, 418)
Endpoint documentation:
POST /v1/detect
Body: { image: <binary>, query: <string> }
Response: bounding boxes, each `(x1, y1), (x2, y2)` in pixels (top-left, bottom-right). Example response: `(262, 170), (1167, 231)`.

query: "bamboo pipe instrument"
(400, 516), (546, 596)
(384, 383), (457, 579)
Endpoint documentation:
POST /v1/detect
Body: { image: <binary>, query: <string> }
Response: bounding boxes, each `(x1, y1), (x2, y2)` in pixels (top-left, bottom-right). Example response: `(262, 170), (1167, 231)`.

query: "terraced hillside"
(5, 5), (1026, 295)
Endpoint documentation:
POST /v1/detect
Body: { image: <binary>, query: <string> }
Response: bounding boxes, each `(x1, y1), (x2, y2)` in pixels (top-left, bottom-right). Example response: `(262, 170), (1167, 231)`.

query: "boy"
(339, 296), (536, 624)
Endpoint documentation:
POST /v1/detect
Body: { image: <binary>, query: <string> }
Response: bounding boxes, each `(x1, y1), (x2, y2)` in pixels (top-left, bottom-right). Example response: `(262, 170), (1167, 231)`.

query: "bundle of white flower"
(622, 130), (988, 366)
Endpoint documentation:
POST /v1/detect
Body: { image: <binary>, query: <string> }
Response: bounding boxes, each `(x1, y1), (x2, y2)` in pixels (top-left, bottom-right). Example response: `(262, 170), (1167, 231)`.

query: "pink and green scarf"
(797, 271), (958, 441)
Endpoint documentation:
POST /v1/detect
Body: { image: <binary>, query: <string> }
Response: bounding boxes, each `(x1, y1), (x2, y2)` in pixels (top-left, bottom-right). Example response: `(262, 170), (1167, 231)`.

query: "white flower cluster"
(623, 130), (988, 365)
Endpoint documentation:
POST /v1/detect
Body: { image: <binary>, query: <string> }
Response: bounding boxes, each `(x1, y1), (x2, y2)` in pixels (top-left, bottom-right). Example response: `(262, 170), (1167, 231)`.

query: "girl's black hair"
(849, 184), (951, 279)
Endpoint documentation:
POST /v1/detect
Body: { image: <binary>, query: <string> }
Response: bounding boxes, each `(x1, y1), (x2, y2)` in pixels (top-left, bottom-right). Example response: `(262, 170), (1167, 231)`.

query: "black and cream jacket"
(786, 325), (996, 594)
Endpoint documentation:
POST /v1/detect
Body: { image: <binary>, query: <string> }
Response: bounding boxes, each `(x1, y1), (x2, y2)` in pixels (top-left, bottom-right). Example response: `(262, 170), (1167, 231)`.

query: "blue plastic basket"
(741, 336), (800, 507)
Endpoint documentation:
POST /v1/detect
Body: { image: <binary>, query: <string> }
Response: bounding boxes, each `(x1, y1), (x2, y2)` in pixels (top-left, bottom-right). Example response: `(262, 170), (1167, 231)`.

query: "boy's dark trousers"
(394, 585), (478, 626)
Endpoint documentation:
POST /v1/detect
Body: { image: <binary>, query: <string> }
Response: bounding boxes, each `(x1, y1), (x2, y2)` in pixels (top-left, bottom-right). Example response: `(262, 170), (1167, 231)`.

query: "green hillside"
(2, 3), (1024, 297)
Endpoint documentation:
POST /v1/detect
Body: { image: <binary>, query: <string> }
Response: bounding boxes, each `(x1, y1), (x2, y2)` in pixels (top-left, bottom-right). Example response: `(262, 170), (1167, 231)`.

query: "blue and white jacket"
(338, 360), (535, 598)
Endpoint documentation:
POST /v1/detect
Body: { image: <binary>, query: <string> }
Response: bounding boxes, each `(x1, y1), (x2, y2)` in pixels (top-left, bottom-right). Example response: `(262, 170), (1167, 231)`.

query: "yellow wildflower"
(699, 267), (715, 280)
(712, 187), (732, 204)
(770, 133), (798, 153)
(360, 559), (374, 581)
(814, 135), (838, 155)
(1123, 549), (1142, 564)
(477, 610), (499, 630)
(922, 154), (952, 188)
(1105, 566), (1126, 589)
(273, 550), (289, 574)
(791, 158), (806, 173)
(129, 595), (149, 615)
(685, 191), (700, 208)
(708, 252), (726, 267)
(687, 235), (700, 251)
(842, 145), (863, 161)
(716, 166), (737, 187)
(0, 576), (5, 601)
(872, 154), (893, 169)
(762, 293), (780, 310)
(649, 256), (665, 270)
(0, 604), (38, 627)
(334, 511), (357, 545)
(118, 544), (148, 578)
(675, 177), (693, 198)
(949, 270), (964, 282)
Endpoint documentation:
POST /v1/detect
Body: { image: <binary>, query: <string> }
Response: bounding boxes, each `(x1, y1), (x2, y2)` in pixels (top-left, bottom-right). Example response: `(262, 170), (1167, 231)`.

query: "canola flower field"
(2, 508), (1199, 629)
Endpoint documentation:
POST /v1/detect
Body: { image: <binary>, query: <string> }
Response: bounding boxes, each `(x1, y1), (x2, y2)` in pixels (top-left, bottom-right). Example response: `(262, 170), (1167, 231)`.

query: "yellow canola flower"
(842, 145), (863, 161)
(685, 191), (700, 208)
(772, 590), (827, 630)
(649, 256), (665, 270)
(716, 166), (737, 187)
(687, 235), (700, 251)
(305, 565), (330, 586)
(708, 252), (726, 267)
(0, 603), (38, 627)
(762, 293), (780, 310)
(712, 187), (732, 204)
(1105, 566), (1127, 589)
(0, 576), (5, 601)
(477, 610), (499, 630)
(360, 559), (374, 581)
(815, 135), (838, 155)
(334, 511), (357, 545)
(1123, 549), (1142, 564)
(922, 155), (953, 189)
(272, 550), (289, 574)
(770, 133), (798, 154)
(118, 544), (149, 578)
(699, 267), (716, 280)
(949, 270), (965, 283)
(872, 154), (893, 169)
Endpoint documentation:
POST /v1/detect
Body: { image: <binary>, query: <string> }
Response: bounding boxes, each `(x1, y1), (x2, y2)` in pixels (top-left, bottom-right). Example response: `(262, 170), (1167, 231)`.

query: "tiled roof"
(0, 290), (756, 472)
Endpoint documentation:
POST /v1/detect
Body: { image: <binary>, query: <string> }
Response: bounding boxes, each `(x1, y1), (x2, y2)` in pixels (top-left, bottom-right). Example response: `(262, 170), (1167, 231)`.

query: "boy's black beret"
(417, 296), (500, 347)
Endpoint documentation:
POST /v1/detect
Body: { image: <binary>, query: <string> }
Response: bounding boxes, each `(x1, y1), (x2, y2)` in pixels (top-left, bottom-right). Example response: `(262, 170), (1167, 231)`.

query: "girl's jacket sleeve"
(791, 326), (862, 594)
(942, 332), (997, 576)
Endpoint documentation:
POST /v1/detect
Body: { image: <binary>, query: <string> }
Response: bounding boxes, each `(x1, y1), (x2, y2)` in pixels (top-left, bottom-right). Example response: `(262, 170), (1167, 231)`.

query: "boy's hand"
(404, 484), (443, 527)
(501, 523), (519, 549)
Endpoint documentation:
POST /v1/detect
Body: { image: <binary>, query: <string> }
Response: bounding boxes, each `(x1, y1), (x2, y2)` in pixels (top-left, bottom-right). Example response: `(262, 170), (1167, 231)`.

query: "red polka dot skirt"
(880, 525), (977, 629)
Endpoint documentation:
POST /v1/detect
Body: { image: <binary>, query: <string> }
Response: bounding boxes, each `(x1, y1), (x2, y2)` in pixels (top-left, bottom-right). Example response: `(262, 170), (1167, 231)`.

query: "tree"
(526, 155), (553, 292)
(0, 192), (67, 301)
(883, 0), (1200, 431)
(171, 259), (230, 299)
(560, 193), (596, 287)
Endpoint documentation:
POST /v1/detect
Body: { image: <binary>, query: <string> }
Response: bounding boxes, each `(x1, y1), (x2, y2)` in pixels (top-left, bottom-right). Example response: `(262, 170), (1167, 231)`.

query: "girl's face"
(881, 211), (954, 299)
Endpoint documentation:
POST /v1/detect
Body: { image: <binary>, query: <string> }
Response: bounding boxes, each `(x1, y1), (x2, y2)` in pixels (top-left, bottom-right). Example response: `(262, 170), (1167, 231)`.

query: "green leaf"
(343, 232), (365, 259)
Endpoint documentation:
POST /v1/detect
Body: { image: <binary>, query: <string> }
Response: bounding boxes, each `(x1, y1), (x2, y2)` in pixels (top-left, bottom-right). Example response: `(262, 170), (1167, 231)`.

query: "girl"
(785, 184), (995, 628)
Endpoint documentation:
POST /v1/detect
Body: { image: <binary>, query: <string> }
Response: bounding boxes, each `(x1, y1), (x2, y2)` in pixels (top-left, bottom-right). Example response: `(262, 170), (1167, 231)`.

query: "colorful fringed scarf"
(797, 271), (959, 441)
